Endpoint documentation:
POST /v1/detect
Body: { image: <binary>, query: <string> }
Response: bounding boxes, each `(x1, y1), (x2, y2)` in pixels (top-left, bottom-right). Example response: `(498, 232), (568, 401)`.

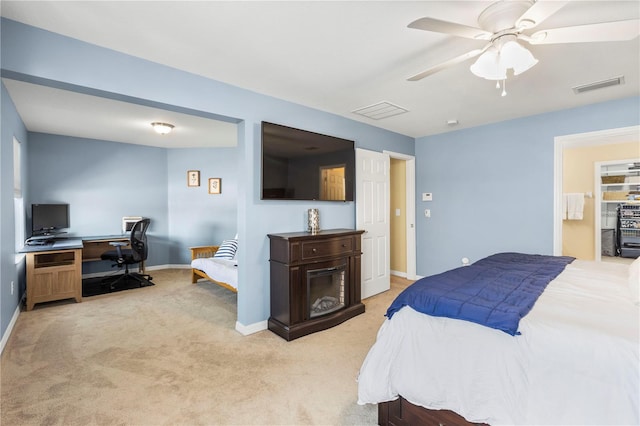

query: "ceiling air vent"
(572, 76), (625, 94)
(352, 101), (408, 120)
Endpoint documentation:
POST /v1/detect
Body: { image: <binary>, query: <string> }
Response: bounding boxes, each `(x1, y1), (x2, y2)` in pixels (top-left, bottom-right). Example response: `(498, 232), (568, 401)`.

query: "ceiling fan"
(407, 0), (640, 91)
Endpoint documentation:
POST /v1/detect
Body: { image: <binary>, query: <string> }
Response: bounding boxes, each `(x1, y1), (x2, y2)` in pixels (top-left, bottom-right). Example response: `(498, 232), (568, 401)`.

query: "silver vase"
(307, 208), (320, 234)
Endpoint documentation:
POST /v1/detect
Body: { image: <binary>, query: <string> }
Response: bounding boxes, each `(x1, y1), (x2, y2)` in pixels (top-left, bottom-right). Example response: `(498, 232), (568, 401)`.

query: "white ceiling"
(2, 0), (639, 147)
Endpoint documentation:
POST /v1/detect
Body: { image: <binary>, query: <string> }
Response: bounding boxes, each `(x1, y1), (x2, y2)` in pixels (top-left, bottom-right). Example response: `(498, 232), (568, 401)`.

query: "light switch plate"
(422, 192), (433, 201)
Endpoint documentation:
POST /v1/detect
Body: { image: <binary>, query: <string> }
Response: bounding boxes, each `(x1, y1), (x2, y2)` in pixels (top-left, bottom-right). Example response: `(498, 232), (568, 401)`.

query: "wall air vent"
(572, 76), (625, 94)
(352, 101), (408, 120)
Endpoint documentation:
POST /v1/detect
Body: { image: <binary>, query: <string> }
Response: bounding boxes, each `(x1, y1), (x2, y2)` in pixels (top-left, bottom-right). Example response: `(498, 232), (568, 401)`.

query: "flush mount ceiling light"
(151, 122), (174, 135)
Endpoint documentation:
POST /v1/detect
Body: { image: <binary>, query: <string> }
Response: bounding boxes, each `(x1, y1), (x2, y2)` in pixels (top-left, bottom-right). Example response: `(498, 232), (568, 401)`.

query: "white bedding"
(357, 260), (639, 425)
(191, 257), (238, 290)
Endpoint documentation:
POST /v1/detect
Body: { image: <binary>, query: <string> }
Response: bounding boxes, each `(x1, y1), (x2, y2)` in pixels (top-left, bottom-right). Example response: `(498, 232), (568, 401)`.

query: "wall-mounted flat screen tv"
(261, 121), (355, 201)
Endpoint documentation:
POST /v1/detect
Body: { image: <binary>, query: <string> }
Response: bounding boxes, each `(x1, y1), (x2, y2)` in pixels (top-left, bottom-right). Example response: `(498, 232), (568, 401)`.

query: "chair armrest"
(110, 241), (128, 259)
(190, 245), (220, 260)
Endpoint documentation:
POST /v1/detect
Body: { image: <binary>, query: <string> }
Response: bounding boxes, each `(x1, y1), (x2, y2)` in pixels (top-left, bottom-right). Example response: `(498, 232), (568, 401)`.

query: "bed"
(357, 252), (640, 425)
(190, 243), (238, 293)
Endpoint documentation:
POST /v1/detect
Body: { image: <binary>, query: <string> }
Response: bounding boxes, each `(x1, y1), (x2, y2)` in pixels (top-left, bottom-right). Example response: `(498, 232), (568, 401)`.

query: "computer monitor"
(31, 203), (70, 236)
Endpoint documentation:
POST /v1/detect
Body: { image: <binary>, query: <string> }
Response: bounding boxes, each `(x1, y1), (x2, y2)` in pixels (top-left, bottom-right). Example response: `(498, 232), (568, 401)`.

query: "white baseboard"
(391, 270), (423, 280)
(1, 299), (22, 355)
(148, 264), (190, 270)
(235, 320), (267, 336)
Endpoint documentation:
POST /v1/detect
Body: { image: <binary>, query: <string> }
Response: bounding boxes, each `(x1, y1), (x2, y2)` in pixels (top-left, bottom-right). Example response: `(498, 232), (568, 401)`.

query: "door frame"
(553, 125), (640, 257)
(384, 150), (417, 280)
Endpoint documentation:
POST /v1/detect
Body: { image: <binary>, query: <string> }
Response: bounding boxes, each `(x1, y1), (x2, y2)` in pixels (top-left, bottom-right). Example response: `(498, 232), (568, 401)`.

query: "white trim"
(156, 264), (190, 270)
(235, 320), (267, 335)
(390, 270), (407, 278)
(553, 139), (564, 256)
(383, 150), (417, 280)
(553, 125), (640, 257)
(557, 126), (640, 148)
(1, 301), (22, 355)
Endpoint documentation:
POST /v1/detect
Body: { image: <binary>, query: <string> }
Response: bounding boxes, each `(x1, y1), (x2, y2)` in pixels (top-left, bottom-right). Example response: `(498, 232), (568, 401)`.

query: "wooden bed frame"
(378, 397), (488, 426)
(189, 245), (237, 293)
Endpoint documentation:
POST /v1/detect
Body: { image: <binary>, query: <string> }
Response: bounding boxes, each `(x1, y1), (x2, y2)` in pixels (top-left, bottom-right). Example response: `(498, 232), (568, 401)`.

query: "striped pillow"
(213, 239), (238, 260)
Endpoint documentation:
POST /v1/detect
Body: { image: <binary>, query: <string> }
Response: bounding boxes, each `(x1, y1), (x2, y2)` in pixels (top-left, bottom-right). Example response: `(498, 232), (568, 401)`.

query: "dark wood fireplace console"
(267, 229), (365, 341)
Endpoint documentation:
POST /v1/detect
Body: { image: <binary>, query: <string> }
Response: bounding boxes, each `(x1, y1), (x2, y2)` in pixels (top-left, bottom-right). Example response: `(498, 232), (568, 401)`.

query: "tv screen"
(32, 204), (70, 235)
(261, 121), (355, 201)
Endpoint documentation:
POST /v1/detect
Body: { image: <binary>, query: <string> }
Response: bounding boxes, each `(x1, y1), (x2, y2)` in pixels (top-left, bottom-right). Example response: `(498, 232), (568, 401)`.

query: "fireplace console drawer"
(301, 237), (353, 260)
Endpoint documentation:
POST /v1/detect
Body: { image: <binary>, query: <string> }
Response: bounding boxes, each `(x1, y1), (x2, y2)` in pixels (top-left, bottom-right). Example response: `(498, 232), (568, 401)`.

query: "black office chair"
(101, 218), (153, 290)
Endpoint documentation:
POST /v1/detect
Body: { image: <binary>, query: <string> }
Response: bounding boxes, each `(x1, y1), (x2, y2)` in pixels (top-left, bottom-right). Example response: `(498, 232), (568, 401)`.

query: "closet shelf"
(601, 169), (640, 176)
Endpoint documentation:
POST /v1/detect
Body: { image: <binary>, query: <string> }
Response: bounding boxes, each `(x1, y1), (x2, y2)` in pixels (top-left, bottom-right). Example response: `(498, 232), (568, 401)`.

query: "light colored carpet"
(1, 269), (411, 425)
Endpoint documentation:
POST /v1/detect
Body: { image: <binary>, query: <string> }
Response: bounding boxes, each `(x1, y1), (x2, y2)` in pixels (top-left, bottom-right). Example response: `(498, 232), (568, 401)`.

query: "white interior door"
(356, 148), (390, 299)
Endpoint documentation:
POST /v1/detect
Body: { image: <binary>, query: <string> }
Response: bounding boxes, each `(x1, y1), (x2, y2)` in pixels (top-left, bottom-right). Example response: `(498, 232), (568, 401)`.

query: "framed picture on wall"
(209, 178), (221, 194)
(187, 170), (200, 187)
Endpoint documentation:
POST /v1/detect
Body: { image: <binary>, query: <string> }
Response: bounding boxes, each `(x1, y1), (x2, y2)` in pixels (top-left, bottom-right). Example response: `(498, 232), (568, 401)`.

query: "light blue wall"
(1, 18), (414, 331)
(0, 82), (29, 339)
(415, 96), (640, 277)
(167, 147), (239, 264)
(26, 135), (240, 272)
(27, 133), (168, 273)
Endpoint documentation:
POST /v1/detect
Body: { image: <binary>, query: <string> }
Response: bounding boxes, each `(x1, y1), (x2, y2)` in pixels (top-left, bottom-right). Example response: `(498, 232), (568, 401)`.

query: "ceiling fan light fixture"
(470, 38), (538, 82)
(470, 47), (507, 80)
(500, 40), (538, 75)
(151, 122), (174, 135)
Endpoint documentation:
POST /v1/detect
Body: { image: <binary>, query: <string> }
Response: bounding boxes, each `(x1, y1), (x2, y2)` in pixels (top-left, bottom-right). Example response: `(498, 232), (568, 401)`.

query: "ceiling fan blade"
(407, 46), (488, 81)
(528, 19), (640, 44)
(516, 0), (570, 30)
(408, 17), (492, 40)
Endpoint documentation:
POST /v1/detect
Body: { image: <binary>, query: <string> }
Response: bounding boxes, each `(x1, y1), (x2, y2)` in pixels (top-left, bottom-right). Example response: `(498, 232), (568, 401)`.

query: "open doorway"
(553, 125), (640, 260)
(386, 151), (416, 281)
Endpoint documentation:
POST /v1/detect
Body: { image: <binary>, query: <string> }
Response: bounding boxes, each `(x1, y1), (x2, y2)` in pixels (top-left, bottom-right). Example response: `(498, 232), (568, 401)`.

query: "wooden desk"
(23, 240), (83, 311)
(81, 235), (130, 261)
(22, 235), (131, 310)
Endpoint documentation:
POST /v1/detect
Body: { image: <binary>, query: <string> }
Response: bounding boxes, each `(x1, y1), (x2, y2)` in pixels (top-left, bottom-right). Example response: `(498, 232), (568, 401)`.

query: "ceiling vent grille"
(352, 101), (409, 120)
(572, 76), (625, 94)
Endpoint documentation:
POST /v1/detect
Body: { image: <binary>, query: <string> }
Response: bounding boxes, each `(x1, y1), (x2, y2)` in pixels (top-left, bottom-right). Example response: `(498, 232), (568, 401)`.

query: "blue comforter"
(386, 252), (575, 335)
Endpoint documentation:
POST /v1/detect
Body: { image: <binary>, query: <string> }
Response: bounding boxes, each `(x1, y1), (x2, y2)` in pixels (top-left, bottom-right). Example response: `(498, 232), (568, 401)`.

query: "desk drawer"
(301, 237), (353, 260)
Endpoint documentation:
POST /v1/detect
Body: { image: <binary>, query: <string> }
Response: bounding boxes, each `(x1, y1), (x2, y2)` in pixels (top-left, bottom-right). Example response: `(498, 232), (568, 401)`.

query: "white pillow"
(213, 239), (238, 260)
(629, 257), (640, 305)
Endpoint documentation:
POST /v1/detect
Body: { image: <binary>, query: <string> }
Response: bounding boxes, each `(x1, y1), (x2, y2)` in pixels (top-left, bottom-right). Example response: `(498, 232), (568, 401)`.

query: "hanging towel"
(566, 193), (585, 220)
